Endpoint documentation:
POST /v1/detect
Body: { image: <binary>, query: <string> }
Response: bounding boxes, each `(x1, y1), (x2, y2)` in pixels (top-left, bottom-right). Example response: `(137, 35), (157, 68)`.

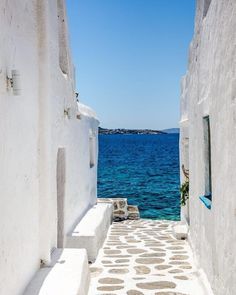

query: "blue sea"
(98, 134), (180, 220)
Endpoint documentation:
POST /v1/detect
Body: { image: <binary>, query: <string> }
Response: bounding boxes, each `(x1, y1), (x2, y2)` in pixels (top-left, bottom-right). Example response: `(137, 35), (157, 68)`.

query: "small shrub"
(180, 164), (189, 206)
(180, 180), (189, 206)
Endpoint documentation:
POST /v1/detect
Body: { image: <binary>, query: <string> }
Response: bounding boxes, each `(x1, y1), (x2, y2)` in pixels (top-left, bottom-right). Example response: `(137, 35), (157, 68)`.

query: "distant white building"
(0, 1), (113, 294)
(180, 0), (236, 294)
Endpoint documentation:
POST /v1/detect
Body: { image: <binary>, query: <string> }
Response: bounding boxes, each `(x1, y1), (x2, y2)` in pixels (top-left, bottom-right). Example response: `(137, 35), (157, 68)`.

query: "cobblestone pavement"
(88, 219), (206, 295)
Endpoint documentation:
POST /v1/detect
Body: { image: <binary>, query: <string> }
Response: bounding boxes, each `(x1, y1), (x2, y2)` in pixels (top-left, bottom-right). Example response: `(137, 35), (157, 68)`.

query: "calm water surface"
(98, 134), (180, 220)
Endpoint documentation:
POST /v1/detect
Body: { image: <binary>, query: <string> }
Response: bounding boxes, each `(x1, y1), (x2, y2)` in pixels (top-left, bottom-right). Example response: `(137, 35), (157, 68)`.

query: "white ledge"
(24, 248), (90, 295)
(173, 222), (189, 240)
(66, 203), (113, 262)
(77, 102), (98, 120)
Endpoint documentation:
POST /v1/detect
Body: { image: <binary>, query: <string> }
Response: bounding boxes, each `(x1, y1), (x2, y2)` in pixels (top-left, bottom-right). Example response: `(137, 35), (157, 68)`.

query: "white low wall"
(24, 249), (90, 295)
(66, 203), (113, 262)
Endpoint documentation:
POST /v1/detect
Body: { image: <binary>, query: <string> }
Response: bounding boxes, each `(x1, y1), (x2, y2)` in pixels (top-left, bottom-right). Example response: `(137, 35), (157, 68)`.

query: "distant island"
(99, 127), (180, 135)
(162, 128), (180, 134)
(99, 127), (165, 135)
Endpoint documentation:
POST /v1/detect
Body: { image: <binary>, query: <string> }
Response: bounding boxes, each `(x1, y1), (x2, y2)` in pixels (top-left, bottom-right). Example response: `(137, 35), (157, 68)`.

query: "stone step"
(98, 198), (140, 221)
(24, 248), (90, 295)
(127, 205), (140, 220)
(66, 203), (113, 262)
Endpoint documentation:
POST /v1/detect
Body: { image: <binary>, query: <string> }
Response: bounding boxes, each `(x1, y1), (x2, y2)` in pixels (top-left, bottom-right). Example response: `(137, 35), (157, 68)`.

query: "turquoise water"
(98, 134), (180, 220)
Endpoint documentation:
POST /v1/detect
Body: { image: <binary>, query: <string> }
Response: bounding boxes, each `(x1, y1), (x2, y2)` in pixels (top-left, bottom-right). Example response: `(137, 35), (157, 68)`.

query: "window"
(200, 116), (212, 209)
(57, 0), (69, 74)
(89, 134), (96, 168)
(203, 0), (212, 18)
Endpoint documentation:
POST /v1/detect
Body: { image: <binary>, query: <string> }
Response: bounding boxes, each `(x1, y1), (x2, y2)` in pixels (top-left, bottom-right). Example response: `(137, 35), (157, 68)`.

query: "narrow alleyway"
(89, 219), (206, 295)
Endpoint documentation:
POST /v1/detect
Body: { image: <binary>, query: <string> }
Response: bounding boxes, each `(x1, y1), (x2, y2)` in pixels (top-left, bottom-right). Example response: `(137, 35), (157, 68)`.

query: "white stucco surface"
(66, 203), (113, 262)
(78, 102), (98, 119)
(180, 1), (236, 294)
(0, 1), (99, 294)
(24, 249), (90, 295)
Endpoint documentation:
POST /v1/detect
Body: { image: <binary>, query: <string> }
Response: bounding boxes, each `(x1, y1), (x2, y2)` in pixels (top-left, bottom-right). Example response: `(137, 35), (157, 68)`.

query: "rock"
(134, 265), (151, 275)
(127, 290), (144, 295)
(97, 197), (140, 221)
(155, 265), (172, 270)
(98, 277), (124, 284)
(127, 248), (146, 254)
(136, 281), (176, 290)
(135, 258), (165, 264)
(127, 205), (140, 220)
(109, 268), (129, 274)
(112, 198), (128, 221)
(97, 285), (124, 291)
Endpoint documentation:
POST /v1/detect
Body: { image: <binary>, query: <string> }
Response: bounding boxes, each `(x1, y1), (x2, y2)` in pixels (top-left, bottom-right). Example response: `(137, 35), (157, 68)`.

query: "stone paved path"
(88, 219), (206, 295)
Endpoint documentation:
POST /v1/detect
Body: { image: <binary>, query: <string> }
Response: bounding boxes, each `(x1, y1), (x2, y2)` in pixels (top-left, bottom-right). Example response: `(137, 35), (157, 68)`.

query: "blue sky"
(66, 0), (195, 129)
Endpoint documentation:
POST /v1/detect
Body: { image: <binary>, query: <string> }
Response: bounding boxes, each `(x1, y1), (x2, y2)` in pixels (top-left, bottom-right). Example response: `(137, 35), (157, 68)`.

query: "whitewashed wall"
(0, 1), (98, 294)
(180, 1), (236, 294)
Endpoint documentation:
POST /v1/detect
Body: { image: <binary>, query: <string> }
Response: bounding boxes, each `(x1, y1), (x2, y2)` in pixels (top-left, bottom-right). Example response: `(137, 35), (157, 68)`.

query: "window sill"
(199, 195), (212, 210)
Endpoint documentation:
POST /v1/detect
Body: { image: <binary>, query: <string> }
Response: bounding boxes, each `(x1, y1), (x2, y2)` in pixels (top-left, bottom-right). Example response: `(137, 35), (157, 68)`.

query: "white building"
(0, 1), (113, 294)
(180, 0), (236, 294)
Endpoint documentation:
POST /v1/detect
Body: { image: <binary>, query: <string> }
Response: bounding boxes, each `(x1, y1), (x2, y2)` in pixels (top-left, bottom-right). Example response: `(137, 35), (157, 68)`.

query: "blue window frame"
(200, 116), (212, 209)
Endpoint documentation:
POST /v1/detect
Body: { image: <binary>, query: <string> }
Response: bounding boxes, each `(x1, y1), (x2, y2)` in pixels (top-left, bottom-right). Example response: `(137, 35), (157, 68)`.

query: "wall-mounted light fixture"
(7, 70), (21, 96)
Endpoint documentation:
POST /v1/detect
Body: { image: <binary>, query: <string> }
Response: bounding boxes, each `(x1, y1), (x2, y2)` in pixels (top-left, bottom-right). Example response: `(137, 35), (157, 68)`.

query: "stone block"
(112, 198), (128, 221)
(97, 197), (140, 221)
(127, 205), (140, 220)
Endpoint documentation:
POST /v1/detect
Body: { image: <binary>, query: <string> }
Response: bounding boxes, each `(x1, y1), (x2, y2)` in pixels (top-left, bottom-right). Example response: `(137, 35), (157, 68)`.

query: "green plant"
(180, 164), (189, 206)
(180, 180), (189, 206)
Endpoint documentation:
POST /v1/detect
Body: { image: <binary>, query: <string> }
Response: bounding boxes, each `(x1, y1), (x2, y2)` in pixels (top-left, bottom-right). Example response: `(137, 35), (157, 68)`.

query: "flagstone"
(88, 220), (207, 295)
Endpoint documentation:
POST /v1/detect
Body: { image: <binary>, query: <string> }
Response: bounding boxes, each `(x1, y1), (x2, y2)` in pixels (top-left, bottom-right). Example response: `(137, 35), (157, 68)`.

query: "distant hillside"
(99, 127), (165, 135)
(162, 128), (180, 134)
